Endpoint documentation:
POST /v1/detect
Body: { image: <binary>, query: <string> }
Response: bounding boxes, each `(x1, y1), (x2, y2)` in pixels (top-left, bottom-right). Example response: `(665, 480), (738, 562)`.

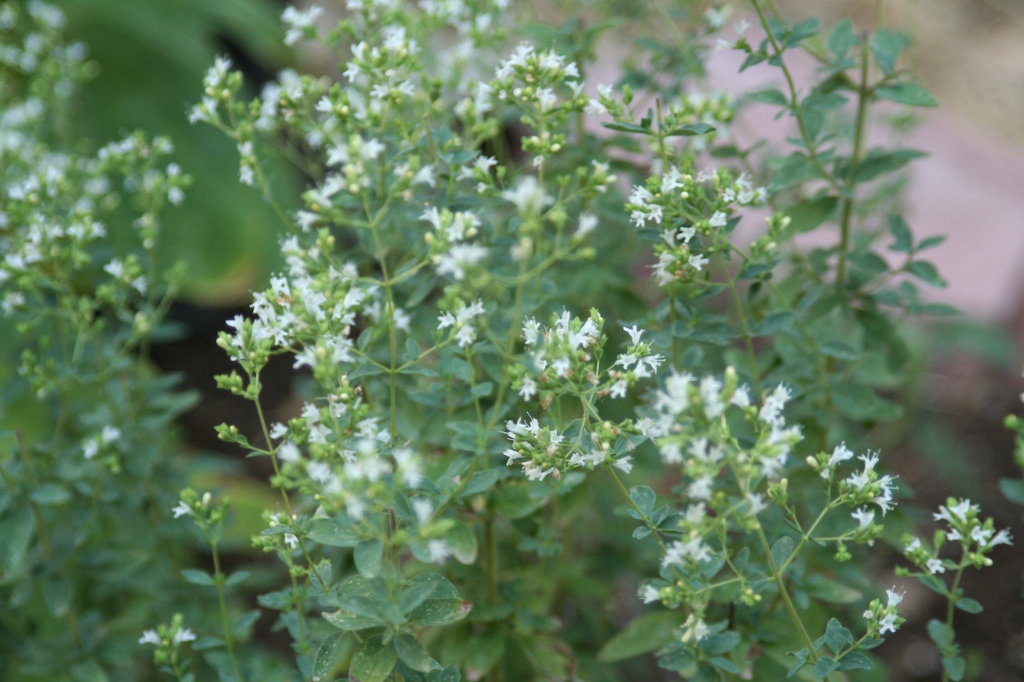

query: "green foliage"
(2, 2), (1017, 682)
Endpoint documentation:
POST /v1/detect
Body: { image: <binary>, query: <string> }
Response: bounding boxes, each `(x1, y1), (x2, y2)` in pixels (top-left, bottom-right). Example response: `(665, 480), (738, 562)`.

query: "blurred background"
(47, 0), (1024, 679)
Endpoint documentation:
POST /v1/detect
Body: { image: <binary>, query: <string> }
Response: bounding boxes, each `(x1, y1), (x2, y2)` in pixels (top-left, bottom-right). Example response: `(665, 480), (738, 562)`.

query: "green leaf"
(407, 598), (473, 626)
(322, 596), (383, 631)
(828, 18), (855, 58)
(426, 665), (460, 682)
(771, 152), (822, 189)
(814, 657), (841, 677)
(231, 610), (260, 638)
(954, 597), (983, 614)
(354, 540), (384, 578)
(446, 521), (478, 564)
(876, 82), (938, 107)
(819, 341), (858, 362)
(494, 481), (546, 519)
(394, 634), (433, 673)
(917, 235), (946, 251)
(823, 619), (854, 655)
(666, 122), (716, 137)
(43, 575), (73, 617)
(999, 478), (1024, 505)
(470, 381), (493, 398)
(405, 569), (473, 622)
(805, 577), (861, 604)
(753, 311), (797, 336)
(787, 195), (838, 233)
(29, 483), (70, 506)
(801, 92), (848, 111)
(907, 260), (946, 287)
(458, 469), (503, 498)
(708, 656), (739, 674)
(770, 536), (794, 569)
(853, 148), (927, 182)
(181, 569), (216, 587)
(0, 508), (34, 575)
(225, 571), (250, 587)
(598, 610), (681, 662)
(601, 121), (653, 136)
(350, 635), (397, 682)
(870, 28), (908, 74)
(942, 656), (966, 681)
(886, 214), (913, 252)
(927, 618), (953, 649)
(747, 89), (789, 106)
(629, 485), (656, 517)
(787, 17), (822, 47)
(308, 516), (362, 548)
(312, 632), (345, 682)
(399, 579), (439, 616)
(836, 651), (873, 671)
(832, 383), (903, 422)
(702, 631), (740, 656)
(787, 648), (809, 678)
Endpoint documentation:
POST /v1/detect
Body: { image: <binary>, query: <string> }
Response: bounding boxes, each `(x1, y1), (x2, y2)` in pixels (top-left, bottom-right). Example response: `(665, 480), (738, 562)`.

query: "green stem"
(754, 524), (821, 669)
(714, 252), (761, 394)
(941, 561), (967, 682)
(749, 0), (842, 194)
(607, 466), (668, 556)
(208, 535), (245, 682)
(835, 37), (872, 289)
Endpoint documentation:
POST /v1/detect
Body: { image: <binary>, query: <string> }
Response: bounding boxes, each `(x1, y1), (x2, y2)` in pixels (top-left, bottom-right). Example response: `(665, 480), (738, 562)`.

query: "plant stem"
(754, 524), (821, 669)
(750, 0), (842, 194)
(941, 562), (967, 682)
(208, 533), (245, 682)
(835, 37), (872, 289)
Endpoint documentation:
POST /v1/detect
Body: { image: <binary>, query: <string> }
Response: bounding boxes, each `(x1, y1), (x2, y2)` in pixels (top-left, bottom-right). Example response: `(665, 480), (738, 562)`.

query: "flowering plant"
(0, 1), (1016, 682)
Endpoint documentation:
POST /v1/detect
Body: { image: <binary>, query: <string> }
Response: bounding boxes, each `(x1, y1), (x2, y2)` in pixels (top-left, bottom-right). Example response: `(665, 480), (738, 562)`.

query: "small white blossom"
(171, 500), (192, 519)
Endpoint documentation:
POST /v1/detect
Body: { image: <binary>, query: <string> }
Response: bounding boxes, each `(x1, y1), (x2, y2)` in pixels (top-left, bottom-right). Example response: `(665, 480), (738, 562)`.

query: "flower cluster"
(490, 42), (588, 166)
(903, 498), (1012, 575)
(862, 587), (905, 637)
(138, 613), (197, 673)
(514, 309), (608, 404)
(626, 166), (767, 286)
(502, 415), (640, 481)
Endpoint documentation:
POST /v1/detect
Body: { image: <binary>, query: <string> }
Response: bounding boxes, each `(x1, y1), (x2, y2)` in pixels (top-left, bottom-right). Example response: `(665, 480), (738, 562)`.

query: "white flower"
(502, 176), (551, 217)
(610, 379), (628, 399)
(851, 507), (874, 531)
(139, 630), (161, 646)
(174, 628), (197, 644)
(927, 558), (946, 574)
(171, 500), (192, 519)
(758, 384), (791, 426)
(623, 325), (643, 346)
(519, 376), (538, 400)
(639, 584), (660, 603)
(411, 498), (434, 525)
(824, 442), (854, 476)
(879, 613), (899, 635)
(282, 5), (324, 46)
(576, 213), (598, 239)
(746, 492), (767, 516)
(989, 528), (1013, 548)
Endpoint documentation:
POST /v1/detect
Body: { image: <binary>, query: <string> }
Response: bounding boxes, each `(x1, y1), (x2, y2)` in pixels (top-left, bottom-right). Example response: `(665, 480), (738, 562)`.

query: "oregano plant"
(0, 1), (1015, 682)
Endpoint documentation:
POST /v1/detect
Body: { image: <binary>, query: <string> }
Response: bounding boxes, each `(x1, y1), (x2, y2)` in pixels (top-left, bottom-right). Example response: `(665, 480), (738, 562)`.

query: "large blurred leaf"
(56, 0), (298, 302)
